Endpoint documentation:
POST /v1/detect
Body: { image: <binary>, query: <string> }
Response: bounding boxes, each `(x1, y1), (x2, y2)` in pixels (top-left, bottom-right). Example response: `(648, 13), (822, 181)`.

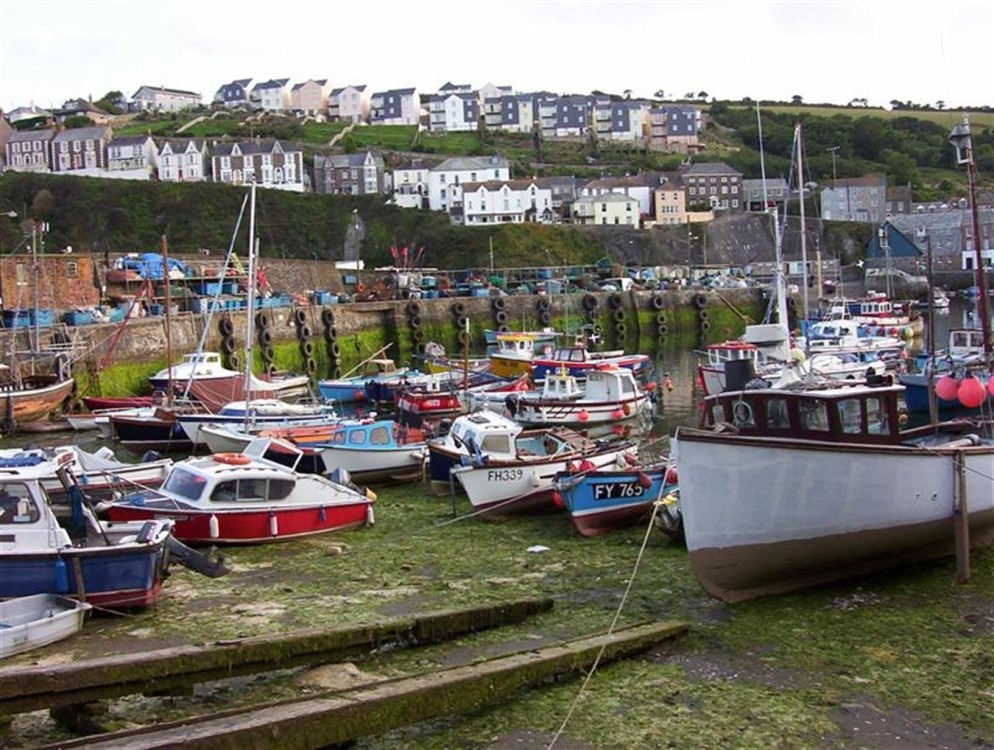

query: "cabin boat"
(0, 373), (74, 426)
(427, 409), (637, 516)
(175, 399), (340, 447)
(901, 328), (990, 414)
(530, 342), (652, 383)
(674, 375), (994, 603)
(106, 439), (375, 544)
(506, 366), (653, 427)
(0, 454), (174, 608)
(317, 419), (428, 485)
(489, 333), (553, 379)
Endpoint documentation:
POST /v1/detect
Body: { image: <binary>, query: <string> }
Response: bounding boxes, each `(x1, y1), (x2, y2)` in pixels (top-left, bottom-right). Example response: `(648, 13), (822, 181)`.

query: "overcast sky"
(1, 0), (990, 113)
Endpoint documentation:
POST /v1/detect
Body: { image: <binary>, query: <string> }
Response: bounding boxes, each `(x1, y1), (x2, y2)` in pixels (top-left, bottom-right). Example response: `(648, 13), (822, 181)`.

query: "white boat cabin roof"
(361, 359), (400, 376)
(447, 409), (523, 459)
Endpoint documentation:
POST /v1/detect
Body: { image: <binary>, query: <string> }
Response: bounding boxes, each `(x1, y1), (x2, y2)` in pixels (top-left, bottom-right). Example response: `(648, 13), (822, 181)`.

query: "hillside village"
(1, 79), (992, 274)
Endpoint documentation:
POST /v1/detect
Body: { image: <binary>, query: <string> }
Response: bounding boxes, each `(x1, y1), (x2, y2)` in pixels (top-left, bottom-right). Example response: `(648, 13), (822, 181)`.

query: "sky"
(1, 0), (991, 113)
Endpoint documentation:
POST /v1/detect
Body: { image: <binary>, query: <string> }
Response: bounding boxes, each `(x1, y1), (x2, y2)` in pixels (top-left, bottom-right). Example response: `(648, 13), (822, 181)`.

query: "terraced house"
(52, 126), (111, 175)
(211, 139), (304, 192)
(4, 129), (54, 172)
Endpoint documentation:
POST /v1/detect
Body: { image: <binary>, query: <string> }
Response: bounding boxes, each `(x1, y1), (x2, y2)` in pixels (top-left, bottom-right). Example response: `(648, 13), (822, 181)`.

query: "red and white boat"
(105, 440), (375, 544)
(505, 366), (654, 427)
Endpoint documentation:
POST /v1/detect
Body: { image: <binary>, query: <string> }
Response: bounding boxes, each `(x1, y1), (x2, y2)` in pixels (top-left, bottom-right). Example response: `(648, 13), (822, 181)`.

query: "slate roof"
(8, 129), (55, 143)
(680, 162), (742, 177)
(53, 126), (111, 142)
(253, 79), (290, 91)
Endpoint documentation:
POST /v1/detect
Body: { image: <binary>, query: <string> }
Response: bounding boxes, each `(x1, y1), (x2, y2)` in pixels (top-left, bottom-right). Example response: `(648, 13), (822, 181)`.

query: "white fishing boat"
(0, 594), (92, 659)
(504, 366), (653, 427)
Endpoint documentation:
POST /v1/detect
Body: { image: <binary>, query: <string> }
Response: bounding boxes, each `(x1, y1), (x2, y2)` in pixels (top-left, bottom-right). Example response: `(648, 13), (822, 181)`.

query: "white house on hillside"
(105, 135), (157, 180)
(370, 88), (420, 126)
(132, 85), (201, 112)
(427, 155), (510, 213)
(392, 159), (435, 209)
(252, 79), (292, 112)
(426, 92), (480, 133)
(214, 79), (254, 108)
(158, 139), (208, 182)
(453, 179), (555, 226)
(290, 79), (331, 117)
(572, 193), (641, 226)
(329, 85), (370, 123)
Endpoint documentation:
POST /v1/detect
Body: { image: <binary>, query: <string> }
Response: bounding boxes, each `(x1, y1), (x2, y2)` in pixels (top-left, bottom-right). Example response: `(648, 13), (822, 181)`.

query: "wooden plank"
(0, 596), (553, 715)
(48, 620), (688, 750)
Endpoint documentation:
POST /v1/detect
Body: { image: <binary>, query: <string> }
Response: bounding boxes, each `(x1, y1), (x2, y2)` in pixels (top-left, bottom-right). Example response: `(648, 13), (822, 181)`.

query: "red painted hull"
(83, 396), (155, 410)
(107, 503), (371, 545)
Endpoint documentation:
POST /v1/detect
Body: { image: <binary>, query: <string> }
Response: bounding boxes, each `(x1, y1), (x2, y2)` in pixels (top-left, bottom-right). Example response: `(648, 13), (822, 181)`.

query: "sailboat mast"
(796, 123), (810, 323)
(244, 183), (258, 404)
(161, 234), (173, 406)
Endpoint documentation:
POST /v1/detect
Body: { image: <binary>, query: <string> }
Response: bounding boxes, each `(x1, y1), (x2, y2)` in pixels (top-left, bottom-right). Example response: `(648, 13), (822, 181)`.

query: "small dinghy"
(0, 594), (92, 659)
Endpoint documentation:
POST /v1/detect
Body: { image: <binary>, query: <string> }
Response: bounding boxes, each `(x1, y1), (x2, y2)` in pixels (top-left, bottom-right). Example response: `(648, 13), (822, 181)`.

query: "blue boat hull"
(554, 467), (676, 537)
(900, 373), (988, 414)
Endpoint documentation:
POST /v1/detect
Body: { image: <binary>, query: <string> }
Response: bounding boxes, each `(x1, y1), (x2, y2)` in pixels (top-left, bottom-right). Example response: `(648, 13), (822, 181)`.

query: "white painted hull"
(0, 594), (91, 659)
(514, 395), (650, 427)
(674, 430), (994, 601)
(453, 446), (635, 515)
(319, 444), (427, 482)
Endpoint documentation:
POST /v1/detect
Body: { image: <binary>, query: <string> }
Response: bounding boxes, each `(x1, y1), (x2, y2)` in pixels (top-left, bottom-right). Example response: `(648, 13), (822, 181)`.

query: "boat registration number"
(593, 482), (644, 500)
(486, 468), (524, 482)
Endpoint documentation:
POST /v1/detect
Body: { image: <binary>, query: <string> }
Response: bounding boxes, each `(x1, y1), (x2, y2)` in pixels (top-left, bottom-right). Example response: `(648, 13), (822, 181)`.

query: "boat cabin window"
(798, 398), (830, 432)
(162, 468), (208, 501)
(481, 434), (512, 454)
(211, 477), (294, 502)
(765, 398), (790, 429)
(349, 430), (366, 445)
(838, 398), (862, 434)
(620, 376), (634, 395)
(0, 483), (39, 524)
(732, 400), (755, 428)
(866, 396), (889, 435)
(332, 431), (347, 445)
(369, 426), (390, 445)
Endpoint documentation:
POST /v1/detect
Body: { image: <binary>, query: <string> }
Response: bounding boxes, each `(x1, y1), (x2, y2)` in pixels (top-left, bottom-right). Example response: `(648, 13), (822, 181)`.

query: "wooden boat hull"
(0, 594), (91, 659)
(674, 429), (994, 602)
(0, 378), (73, 424)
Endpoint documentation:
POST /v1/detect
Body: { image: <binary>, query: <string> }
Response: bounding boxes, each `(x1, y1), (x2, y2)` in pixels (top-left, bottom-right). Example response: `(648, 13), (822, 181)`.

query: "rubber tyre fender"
(261, 345), (275, 362)
(259, 328), (273, 346)
(219, 317), (234, 337)
(330, 341), (342, 357)
(220, 337), (236, 356)
(321, 308), (335, 327)
(492, 297), (506, 312)
(457, 315), (470, 330)
(613, 309), (626, 324)
(305, 357), (317, 375)
(651, 294), (665, 311)
(698, 309), (709, 323)
(412, 328), (425, 343)
(458, 329), (471, 345)
(581, 294), (598, 312)
(539, 310), (551, 326)
(294, 308), (307, 326)
(692, 293), (707, 310)
(701, 319), (712, 333)
(537, 298), (550, 312)
(299, 323), (312, 340)
(452, 302), (466, 317)
(495, 310), (508, 325)
(608, 293), (622, 310)
(301, 339), (314, 358)
(615, 322), (627, 337)
(407, 301), (421, 316)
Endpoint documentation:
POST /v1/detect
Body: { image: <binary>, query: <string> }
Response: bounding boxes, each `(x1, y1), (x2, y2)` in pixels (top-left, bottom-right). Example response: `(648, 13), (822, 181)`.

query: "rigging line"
(547, 462), (673, 750)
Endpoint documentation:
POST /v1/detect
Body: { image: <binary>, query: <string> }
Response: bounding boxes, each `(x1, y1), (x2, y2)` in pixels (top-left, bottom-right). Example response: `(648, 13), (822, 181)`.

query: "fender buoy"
(537, 298), (550, 312)
(701, 320), (712, 333)
(299, 323), (312, 339)
(356, 281), (366, 294)
(613, 309), (626, 323)
(212, 453), (251, 466)
(262, 345), (275, 362)
(330, 341), (342, 357)
(220, 337), (236, 355)
(698, 309), (709, 322)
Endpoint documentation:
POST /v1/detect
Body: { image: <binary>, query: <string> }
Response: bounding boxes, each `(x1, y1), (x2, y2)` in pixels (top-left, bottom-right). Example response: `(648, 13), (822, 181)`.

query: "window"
(66, 261), (78, 279)
(798, 398), (829, 432)
(866, 396), (889, 434)
(837, 399), (862, 434)
(0, 483), (40, 524)
(765, 398), (790, 429)
(162, 468), (208, 501)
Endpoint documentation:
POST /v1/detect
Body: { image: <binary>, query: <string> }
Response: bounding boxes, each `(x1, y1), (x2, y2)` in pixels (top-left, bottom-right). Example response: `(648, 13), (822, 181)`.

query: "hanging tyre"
(412, 329), (425, 343)
(299, 323), (312, 339)
(495, 310), (508, 325)
(262, 345), (275, 362)
(255, 312), (269, 329)
(537, 298), (550, 312)
(613, 309), (626, 323)
(492, 297), (506, 312)
(409, 313), (421, 328)
(453, 302), (466, 317)
(220, 337), (236, 355)
(701, 319), (712, 333)
(651, 294), (665, 311)
(330, 341), (342, 357)
(539, 310), (551, 326)
(657, 323), (668, 336)
(608, 293), (622, 310)
(582, 294), (598, 312)
(407, 301), (421, 316)
(294, 308), (307, 326)
(321, 308), (335, 327)
(259, 328), (273, 346)
(692, 293), (707, 310)
(327, 326), (338, 342)
(458, 329), (471, 345)
(219, 317), (234, 337)
(301, 340), (314, 358)
(228, 352), (241, 370)
(615, 322), (627, 337)
(266, 363), (278, 377)
(656, 312), (667, 327)
(305, 357), (317, 375)
(498, 324), (510, 333)
(698, 309), (709, 322)
(457, 315), (470, 329)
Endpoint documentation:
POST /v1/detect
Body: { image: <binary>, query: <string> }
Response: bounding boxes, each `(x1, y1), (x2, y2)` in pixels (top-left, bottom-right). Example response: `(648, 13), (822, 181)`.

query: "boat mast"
(949, 116), (992, 362)
(244, 182), (258, 415)
(757, 104), (788, 329)
(795, 123), (810, 323)
(161, 234), (173, 406)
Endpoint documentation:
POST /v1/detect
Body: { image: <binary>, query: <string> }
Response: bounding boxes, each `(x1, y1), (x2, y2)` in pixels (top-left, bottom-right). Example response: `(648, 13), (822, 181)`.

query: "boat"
(552, 461), (679, 538)
(0, 444), (172, 502)
(0, 454), (175, 608)
(316, 349), (414, 405)
(505, 365), (654, 428)
(105, 439), (376, 544)
(483, 327), (557, 347)
(530, 340), (652, 383)
(428, 409), (637, 515)
(831, 291), (923, 338)
(0, 371), (74, 427)
(901, 328), (990, 414)
(673, 373), (994, 602)
(489, 332), (555, 379)
(149, 351), (310, 407)
(108, 403), (207, 452)
(175, 399), (340, 447)
(0, 594), (92, 659)
(317, 419), (429, 484)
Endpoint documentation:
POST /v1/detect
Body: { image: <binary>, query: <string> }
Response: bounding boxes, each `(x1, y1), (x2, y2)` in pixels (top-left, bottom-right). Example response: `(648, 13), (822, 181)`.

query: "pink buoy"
(612, 409), (624, 420)
(637, 471), (652, 488)
(958, 376), (987, 408)
(578, 410), (590, 422)
(354, 390), (366, 401)
(935, 375), (960, 401)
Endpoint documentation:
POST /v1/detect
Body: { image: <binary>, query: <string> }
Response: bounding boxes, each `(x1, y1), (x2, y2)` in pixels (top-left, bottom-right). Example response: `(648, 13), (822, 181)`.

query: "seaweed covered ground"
(5, 480), (994, 749)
